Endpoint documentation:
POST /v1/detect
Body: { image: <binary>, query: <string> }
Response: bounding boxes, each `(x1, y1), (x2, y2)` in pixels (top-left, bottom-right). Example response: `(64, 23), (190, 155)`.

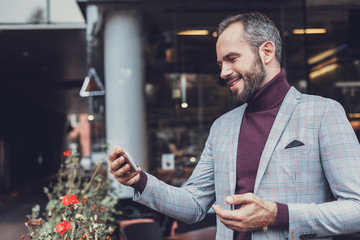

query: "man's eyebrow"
(217, 52), (241, 65)
(223, 52), (240, 60)
(217, 52), (240, 64)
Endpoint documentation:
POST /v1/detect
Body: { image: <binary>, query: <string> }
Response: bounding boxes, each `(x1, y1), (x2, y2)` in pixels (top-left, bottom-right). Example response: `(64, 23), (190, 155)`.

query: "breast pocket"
(272, 145), (318, 179)
(263, 145), (326, 202)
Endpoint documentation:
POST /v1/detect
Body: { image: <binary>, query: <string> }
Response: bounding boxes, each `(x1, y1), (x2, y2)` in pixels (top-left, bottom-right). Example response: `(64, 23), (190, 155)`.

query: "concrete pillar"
(104, 9), (148, 198)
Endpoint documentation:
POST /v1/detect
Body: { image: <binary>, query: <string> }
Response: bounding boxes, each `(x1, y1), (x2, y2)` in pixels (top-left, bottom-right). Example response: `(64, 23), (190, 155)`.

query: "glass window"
(142, 2), (306, 171)
(88, 0), (360, 172)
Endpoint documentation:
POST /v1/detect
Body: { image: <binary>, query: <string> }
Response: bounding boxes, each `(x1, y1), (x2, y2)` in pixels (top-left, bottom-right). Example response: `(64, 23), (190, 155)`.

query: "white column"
(104, 10), (147, 198)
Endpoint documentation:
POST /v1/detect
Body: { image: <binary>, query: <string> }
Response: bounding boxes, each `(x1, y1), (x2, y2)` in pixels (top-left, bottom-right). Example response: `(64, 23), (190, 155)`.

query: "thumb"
(225, 193), (257, 205)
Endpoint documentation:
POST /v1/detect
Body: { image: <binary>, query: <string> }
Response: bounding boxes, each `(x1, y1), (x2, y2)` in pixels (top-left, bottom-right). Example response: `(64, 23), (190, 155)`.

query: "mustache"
(225, 73), (243, 83)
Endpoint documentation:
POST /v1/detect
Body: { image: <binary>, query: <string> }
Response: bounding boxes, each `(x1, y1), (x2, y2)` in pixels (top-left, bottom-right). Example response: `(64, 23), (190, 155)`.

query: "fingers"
(108, 145), (125, 163)
(116, 170), (139, 183)
(212, 204), (245, 231)
(107, 146), (141, 186)
(123, 167), (142, 185)
(212, 204), (237, 221)
(226, 193), (258, 205)
(111, 163), (141, 185)
(112, 159), (130, 176)
(123, 171), (141, 185)
(214, 194), (278, 232)
(108, 145), (134, 174)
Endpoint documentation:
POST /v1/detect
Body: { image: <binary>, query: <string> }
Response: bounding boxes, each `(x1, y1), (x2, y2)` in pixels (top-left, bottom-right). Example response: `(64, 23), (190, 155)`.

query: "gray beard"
(233, 54), (266, 105)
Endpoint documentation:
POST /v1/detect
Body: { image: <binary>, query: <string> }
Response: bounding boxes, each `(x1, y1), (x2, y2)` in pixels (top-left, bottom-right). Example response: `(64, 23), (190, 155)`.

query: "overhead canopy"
(0, 24), (88, 114)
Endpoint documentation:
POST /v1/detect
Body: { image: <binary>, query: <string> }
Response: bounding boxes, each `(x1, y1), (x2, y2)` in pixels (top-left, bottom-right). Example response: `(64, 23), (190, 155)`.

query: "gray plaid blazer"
(134, 87), (360, 240)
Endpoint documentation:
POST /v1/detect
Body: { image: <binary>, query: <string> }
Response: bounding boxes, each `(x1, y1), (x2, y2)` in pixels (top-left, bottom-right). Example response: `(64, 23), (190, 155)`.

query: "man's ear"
(259, 41), (276, 65)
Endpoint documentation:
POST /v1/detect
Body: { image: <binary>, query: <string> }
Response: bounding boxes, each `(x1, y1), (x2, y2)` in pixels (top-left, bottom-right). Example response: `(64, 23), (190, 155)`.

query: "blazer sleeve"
(288, 99), (360, 239)
(133, 122), (217, 224)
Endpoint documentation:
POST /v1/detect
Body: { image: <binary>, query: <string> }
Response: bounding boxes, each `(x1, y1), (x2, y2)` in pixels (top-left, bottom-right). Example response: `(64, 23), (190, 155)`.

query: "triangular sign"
(79, 68), (105, 97)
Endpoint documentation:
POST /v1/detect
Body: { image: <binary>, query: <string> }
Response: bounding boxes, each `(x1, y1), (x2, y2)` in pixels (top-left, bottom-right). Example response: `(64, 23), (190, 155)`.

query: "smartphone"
(118, 150), (139, 173)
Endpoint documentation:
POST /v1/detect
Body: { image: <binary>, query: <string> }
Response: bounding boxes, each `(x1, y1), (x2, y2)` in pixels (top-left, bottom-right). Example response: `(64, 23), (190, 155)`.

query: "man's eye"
(229, 57), (236, 62)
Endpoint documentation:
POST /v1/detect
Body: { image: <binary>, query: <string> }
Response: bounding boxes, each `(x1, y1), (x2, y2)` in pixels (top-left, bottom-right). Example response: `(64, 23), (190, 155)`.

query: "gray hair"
(217, 12), (282, 63)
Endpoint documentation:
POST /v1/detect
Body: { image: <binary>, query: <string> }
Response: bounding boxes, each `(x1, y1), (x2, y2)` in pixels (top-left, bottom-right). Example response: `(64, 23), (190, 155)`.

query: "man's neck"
(261, 65), (281, 87)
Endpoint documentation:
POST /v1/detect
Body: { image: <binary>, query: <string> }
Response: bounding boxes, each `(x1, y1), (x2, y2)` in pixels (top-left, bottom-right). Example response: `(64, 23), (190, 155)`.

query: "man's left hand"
(212, 193), (277, 232)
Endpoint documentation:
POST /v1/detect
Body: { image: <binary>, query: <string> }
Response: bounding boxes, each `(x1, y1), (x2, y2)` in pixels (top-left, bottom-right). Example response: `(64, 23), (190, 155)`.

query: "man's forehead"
(219, 22), (245, 39)
(216, 22), (247, 54)
(216, 22), (246, 48)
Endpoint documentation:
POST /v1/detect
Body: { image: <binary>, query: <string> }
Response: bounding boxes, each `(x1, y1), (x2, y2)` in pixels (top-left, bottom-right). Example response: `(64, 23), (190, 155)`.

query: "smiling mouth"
(227, 77), (242, 88)
(226, 74), (243, 88)
(229, 79), (239, 87)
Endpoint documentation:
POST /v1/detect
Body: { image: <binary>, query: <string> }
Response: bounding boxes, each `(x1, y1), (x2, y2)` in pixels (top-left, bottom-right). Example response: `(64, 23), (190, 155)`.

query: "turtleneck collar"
(247, 68), (290, 113)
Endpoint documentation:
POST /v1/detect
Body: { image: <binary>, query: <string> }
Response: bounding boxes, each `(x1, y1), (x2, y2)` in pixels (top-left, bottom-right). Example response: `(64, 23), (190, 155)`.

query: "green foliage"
(24, 146), (122, 240)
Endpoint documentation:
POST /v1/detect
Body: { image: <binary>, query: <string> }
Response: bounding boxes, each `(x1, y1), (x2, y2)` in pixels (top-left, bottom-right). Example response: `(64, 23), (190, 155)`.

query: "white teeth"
(230, 80), (238, 86)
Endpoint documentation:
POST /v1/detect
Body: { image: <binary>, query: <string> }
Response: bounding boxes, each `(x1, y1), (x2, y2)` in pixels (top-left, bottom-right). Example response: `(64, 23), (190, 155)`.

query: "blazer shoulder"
(291, 87), (346, 115)
(213, 104), (246, 125)
(299, 91), (342, 108)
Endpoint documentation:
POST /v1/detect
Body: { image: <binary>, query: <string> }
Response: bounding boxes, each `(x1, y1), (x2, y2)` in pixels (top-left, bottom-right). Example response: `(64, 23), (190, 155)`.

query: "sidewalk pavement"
(0, 176), (54, 240)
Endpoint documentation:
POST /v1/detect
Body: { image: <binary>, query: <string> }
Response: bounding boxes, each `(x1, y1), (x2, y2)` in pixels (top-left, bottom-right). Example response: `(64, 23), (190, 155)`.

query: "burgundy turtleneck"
(234, 68), (290, 240)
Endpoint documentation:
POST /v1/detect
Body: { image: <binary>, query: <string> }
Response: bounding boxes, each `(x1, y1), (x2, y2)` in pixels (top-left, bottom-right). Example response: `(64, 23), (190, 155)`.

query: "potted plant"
(22, 146), (122, 240)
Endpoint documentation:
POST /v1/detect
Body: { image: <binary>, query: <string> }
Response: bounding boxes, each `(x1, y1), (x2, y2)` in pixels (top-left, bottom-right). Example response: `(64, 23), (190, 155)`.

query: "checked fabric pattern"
(134, 87), (360, 240)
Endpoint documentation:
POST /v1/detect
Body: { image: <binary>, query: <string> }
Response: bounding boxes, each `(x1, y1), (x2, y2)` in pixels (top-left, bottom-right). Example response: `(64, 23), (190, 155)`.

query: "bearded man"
(108, 12), (360, 240)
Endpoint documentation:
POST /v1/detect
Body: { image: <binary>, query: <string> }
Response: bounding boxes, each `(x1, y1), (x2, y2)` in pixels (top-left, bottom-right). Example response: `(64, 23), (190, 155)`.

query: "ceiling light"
(310, 57), (337, 72)
(309, 64), (338, 79)
(348, 113), (360, 119)
(177, 30), (209, 36)
(308, 45), (346, 65)
(308, 49), (336, 65)
(181, 102), (188, 108)
(292, 28), (327, 34)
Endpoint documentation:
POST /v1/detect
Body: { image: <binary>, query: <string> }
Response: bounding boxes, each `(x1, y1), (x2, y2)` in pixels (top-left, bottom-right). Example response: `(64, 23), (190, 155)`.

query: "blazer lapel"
(229, 104), (247, 195)
(254, 87), (301, 194)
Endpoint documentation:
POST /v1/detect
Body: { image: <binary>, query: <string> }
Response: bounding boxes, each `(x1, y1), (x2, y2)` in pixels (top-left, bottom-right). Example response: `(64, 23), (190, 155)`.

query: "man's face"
(216, 22), (266, 105)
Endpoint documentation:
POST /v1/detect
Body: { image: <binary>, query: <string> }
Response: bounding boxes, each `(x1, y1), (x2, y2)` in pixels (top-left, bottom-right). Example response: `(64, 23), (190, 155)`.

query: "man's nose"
(220, 63), (232, 80)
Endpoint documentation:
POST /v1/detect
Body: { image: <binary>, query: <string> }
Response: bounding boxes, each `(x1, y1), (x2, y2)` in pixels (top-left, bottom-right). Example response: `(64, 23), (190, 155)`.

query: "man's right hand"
(108, 145), (141, 186)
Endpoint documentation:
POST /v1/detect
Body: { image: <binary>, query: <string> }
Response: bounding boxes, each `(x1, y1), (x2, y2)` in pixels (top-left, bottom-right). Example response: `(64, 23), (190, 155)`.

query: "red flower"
(81, 197), (88, 205)
(63, 150), (72, 157)
(61, 194), (78, 207)
(55, 220), (72, 235)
